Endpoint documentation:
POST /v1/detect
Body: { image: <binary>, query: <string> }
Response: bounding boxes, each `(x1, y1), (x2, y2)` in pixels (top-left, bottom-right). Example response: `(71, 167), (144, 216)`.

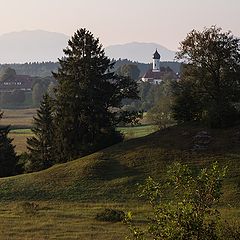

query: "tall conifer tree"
(53, 28), (139, 162)
(0, 111), (18, 177)
(27, 94), (54, 171)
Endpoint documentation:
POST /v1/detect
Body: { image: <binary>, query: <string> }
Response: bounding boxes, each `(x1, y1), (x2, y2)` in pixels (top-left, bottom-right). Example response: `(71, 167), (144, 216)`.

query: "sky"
(0, 0), (239, 50)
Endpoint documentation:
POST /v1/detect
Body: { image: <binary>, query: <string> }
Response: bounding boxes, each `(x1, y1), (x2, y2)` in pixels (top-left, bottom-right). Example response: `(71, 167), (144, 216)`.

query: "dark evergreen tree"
(27, 94), (54, 171)
(0, 111), (18, 177)
(53, 28), (139, 162)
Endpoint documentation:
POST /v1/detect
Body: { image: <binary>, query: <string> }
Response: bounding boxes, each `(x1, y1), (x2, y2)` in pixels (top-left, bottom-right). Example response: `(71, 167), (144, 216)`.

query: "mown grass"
(0, 201), (135, 240)
(0, 201), (237, 240)
(0, 201), (238, 240)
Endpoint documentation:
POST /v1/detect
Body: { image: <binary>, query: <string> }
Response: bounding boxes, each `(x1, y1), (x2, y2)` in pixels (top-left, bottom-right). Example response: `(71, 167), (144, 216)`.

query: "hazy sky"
(1, 0), (239, 50)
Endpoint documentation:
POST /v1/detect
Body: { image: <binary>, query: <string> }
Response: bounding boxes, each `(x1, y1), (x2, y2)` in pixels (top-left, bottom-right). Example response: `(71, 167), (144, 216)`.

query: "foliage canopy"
(172, 26), (240, 128)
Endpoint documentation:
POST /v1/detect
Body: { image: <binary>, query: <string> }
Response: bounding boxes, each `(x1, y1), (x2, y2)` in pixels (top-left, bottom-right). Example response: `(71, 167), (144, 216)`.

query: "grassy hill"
(0, 123), (239, 206)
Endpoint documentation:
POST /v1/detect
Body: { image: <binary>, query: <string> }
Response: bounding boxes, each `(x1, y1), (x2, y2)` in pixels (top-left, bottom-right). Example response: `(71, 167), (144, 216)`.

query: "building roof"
(142, 69), (165, 80)
(153, 49), (160, 59)
(0, 75), (33, 91)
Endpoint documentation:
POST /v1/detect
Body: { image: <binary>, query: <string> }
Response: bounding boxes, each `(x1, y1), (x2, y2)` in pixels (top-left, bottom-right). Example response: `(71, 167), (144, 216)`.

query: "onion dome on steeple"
(153, 49), (160, 59)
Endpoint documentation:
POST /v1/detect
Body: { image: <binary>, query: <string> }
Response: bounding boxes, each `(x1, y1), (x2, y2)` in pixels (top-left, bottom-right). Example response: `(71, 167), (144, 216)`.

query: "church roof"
(142, 69), (165, 80)
(153, 49), (160, 59)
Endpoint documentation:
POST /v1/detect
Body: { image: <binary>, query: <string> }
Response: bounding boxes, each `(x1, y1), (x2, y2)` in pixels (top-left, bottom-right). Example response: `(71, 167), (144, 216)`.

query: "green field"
(1, 109), (240, 238)
(0, 201), (141, 240)
(0, 201), (238, 240)
(118, 125), (156, 139)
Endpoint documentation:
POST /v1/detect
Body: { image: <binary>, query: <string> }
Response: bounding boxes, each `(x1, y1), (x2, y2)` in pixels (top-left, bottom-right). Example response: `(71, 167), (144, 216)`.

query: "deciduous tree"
(173, 26), (240, 127)
(116, 64), (140, 81)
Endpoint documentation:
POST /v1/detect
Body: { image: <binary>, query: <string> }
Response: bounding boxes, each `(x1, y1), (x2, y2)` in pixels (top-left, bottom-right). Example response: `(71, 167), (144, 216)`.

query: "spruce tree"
(53, 28), (139, 162)
(27, 94), (54, 171)
(0, 111), (18, 177)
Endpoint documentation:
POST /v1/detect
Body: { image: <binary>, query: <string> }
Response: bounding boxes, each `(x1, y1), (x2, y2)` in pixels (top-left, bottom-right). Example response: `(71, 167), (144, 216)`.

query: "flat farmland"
(9, 130), (33, 153)
(1, 108), (36, 128)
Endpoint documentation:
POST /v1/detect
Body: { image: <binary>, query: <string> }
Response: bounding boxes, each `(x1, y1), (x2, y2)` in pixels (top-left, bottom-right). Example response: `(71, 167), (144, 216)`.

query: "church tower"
(152, 49), (160, 72)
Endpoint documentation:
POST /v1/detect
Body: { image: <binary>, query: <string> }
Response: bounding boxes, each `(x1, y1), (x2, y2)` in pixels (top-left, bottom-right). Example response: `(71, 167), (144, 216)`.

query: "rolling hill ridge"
(0, 124), (239, 205)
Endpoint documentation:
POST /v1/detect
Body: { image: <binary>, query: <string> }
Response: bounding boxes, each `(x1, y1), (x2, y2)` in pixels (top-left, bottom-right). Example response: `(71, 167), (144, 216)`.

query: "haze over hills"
(0, 30), (69, 63)
(105, 42), (176, 63)
(0, 30), (176, 63)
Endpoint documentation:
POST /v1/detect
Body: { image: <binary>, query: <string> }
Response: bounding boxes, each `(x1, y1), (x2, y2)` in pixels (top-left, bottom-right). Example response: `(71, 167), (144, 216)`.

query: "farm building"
(0, 68), (33, 92)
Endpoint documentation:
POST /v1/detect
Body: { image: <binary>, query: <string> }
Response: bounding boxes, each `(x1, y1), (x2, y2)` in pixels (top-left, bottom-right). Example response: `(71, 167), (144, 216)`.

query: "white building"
(142, 49), (164, 84)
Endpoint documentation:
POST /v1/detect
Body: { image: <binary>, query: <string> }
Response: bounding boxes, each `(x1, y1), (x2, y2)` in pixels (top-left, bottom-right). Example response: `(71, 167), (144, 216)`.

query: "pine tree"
(27, 94), (54, 171)
(53, 28), (139, 162)
(0, 111), (18, 177)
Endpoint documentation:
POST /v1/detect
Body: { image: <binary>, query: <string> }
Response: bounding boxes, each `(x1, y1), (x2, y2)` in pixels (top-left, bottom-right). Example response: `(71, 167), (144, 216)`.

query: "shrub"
(95, 208), (125, 222)
(125, 162), (228, 240)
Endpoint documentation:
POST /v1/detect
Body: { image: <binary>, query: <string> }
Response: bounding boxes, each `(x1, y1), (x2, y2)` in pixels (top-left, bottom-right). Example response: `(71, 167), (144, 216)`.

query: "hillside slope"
(0, 124), (239, 205)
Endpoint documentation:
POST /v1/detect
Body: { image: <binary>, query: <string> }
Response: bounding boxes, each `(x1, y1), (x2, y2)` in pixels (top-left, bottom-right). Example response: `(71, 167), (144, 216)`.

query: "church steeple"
(152, 49), (160, 72)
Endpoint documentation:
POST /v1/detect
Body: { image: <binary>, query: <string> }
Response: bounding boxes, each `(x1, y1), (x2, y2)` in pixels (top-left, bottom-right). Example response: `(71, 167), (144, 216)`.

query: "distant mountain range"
(105, 42), (176, 63)
(0, 30), (176, 63)
(0, 30), (69, 63)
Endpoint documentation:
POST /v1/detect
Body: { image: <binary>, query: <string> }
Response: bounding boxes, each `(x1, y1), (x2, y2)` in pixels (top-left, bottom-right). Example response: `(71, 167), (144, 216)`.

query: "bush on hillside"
(95, 208), (125, 222)
(125, 162), (231, 240)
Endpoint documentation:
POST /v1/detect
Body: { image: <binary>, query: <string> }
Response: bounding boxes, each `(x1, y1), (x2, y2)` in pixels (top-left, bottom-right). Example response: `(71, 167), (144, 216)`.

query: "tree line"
(0, 60), (181, 78)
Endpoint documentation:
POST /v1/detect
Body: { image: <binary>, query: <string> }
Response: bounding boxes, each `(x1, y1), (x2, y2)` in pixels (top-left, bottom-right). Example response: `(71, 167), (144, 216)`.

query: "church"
(141, 49), (176, 84)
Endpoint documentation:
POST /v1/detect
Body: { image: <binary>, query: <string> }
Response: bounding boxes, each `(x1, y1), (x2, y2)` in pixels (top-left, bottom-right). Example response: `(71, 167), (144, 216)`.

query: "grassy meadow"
(0, 201), (140, 240)
(0, 201), (239, 240)
(0, 109), (240, 239)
